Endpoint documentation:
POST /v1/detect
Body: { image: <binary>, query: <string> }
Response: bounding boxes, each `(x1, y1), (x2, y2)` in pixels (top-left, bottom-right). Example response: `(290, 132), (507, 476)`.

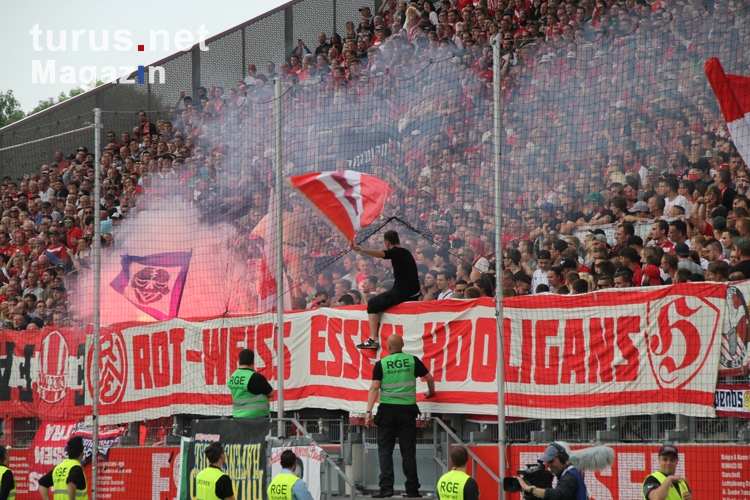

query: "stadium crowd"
(1, 0), (749, 326)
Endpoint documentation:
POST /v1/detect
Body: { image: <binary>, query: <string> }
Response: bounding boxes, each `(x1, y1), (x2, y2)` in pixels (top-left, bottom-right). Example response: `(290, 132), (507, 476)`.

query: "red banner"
(3, 283), (747, 423)
(0, 328), (89, 420)
(470, 444), (750, 500)
(86, 285), (725, 424)
(9, 446), (180, 500)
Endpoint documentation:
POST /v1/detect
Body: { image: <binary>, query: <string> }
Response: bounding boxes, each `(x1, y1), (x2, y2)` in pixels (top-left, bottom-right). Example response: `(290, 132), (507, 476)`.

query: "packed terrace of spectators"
(1, 0), (749, 327)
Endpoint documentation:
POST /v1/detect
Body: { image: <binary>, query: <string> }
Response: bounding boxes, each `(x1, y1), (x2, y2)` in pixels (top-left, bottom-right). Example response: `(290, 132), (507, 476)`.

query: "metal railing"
(271, 417), (363, 499)
(432, 417), (501, 486)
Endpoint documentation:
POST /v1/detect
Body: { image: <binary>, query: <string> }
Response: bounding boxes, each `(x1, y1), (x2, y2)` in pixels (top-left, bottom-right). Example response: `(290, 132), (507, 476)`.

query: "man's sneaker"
(357, 338), (380, 349)
(372, 491), (393, 498)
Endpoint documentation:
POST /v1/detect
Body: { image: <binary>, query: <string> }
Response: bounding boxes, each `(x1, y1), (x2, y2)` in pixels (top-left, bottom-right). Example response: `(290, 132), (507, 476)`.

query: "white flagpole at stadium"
(492, 40), (506, 498)
(92, 107), (103, 500)
(274, 77), (285, 436)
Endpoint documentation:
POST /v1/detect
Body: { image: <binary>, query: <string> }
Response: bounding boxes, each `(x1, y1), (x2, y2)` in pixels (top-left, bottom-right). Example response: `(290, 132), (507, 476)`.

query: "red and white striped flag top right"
(288, 170), (393, 243)
(705, 57), (750, 163)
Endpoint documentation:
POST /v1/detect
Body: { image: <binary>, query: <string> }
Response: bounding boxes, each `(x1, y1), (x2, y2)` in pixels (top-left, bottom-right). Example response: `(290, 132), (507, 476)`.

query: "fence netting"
(2, 0), (750, 498)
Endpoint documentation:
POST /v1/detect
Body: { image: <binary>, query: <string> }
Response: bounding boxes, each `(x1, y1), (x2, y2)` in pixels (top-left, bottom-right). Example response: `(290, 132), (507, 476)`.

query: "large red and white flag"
(705, 57), (750, 163)
(288, 170), (393, 242)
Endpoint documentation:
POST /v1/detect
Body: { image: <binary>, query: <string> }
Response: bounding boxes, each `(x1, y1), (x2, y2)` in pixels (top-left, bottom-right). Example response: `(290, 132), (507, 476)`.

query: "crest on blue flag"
(110, 251), (192, 320)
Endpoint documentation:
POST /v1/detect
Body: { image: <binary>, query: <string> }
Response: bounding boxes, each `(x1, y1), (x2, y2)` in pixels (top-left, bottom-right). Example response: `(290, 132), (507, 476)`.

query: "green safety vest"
(228, 368), (270, 418)
(268, 472), (299, 500)
(437, 469), (474, 500)
(196, 465), (229, 500)
(642, 471), (689, 500)
(380, 352), (417, 405)
(0, 465), (16, 499)
(51, 458), (87, 500)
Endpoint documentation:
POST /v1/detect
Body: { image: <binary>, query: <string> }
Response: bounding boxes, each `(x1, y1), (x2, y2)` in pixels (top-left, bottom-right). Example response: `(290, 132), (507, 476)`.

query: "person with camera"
(437, 447), (479, 500)
(642, 445), (692, 500)
(365, 334), (435, 498)
(515, 443), (587, 500)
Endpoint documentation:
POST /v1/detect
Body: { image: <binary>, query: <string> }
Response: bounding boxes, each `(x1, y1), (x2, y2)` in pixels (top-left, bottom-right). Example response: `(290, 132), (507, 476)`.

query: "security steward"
(0, 445), (15, 500)
(38, 436), (87, 500)
(437, 447), (480, 500)
(642, 445), (692, 500)
(516, 442), (588, 500)
(268, 450), (314, 500)
(227, 349), (273, 418)
(365, 334), (435, 498)
(195, 442), (235, 500)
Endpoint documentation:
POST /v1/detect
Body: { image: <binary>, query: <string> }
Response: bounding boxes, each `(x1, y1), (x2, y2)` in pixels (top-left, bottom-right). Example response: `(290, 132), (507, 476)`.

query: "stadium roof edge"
(0, 0), (301, 135)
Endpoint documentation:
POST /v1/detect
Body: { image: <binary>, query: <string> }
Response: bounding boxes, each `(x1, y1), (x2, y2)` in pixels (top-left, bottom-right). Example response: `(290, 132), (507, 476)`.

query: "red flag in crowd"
(289, 170), (393, 242)
(705, 57), (750, 163)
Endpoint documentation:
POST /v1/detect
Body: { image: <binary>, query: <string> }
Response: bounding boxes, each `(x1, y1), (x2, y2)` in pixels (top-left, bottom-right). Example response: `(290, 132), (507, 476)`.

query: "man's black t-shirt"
(382, 247), (420, 298)
(564, 211), (586, 223)
(583, 208), (614, 223)
(207, 465), (235, 499)
(462, 477), (480, 500)
(730, 260), (750, 279)
(0, 468), (15, 500)
(38, 463), (86, 490)
(373, 354), (428, 414)
(238, 367), (273, 396)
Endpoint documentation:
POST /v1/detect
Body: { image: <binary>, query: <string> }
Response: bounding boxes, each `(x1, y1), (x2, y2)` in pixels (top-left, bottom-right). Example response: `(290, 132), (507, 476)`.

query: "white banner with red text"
(82, 282), (744, 424)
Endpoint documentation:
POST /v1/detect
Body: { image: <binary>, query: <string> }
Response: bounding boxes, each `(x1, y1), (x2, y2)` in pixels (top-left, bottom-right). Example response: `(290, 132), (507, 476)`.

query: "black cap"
(627, 235), (644, 246)
(674, 242), (690, 257)
(77, 146), (88, 153)
(588, 228), (606, 235)
(658, 445), (678, 457)
(51, 285), (66, 292)
(42, 201), (52, 208)
(560, 258), (577, 269)
(538, 250), (551, 260)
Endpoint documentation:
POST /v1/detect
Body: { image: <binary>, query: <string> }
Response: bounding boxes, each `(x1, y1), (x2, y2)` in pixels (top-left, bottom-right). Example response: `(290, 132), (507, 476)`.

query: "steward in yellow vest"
(365, 334), (436, 499)
(195, 442), (235, 500)
(227, 349), (273, 418)
(0, 445), (16, 500)
(642, 445), (692, 500)
(38, 437), (87, 500)
(437, 447), (480, 500)
(268, 450), (314, 500)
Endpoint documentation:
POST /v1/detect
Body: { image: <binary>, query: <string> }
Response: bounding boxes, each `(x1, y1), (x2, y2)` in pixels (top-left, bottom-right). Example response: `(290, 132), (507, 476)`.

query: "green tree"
(0, 90), (25, 128)
(28, 81), (106, 115)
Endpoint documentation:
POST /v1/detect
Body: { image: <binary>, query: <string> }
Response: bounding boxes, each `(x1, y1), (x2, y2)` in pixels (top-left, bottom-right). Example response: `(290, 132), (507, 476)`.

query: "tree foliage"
(28, 81), (105, 116)
(0, 90), (25, 128)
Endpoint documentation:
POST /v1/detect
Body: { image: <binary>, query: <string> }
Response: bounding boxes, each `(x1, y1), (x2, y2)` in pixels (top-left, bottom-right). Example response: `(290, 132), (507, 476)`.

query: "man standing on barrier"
(515, 442), (588, 500)
(195, 442), (235, 500)
(268, 450), (314, 500)
(437, 447), (480, 500)
(38, 436), (87, 500)
(353, 230), (421, 350)
(642, 445), (692, 500)
(0, 446), (15, 500)
(365, 334), (435, 498)
(228, 348), (273, 418)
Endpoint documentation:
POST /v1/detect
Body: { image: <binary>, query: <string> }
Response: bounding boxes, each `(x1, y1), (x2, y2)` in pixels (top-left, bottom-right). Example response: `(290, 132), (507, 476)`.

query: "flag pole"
(492, 40), (506, 499)
(92, 107), (102, 500)
(274, 77), (285, 437)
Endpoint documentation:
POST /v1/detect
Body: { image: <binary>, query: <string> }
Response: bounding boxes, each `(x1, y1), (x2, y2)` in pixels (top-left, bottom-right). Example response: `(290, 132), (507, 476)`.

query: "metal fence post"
(284, 5), (294, 61)
(192, 46), (201, 98)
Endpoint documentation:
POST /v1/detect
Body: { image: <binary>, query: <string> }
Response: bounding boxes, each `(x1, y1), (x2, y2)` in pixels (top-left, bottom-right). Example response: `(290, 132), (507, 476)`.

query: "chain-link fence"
(0, 0), (375, 181)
